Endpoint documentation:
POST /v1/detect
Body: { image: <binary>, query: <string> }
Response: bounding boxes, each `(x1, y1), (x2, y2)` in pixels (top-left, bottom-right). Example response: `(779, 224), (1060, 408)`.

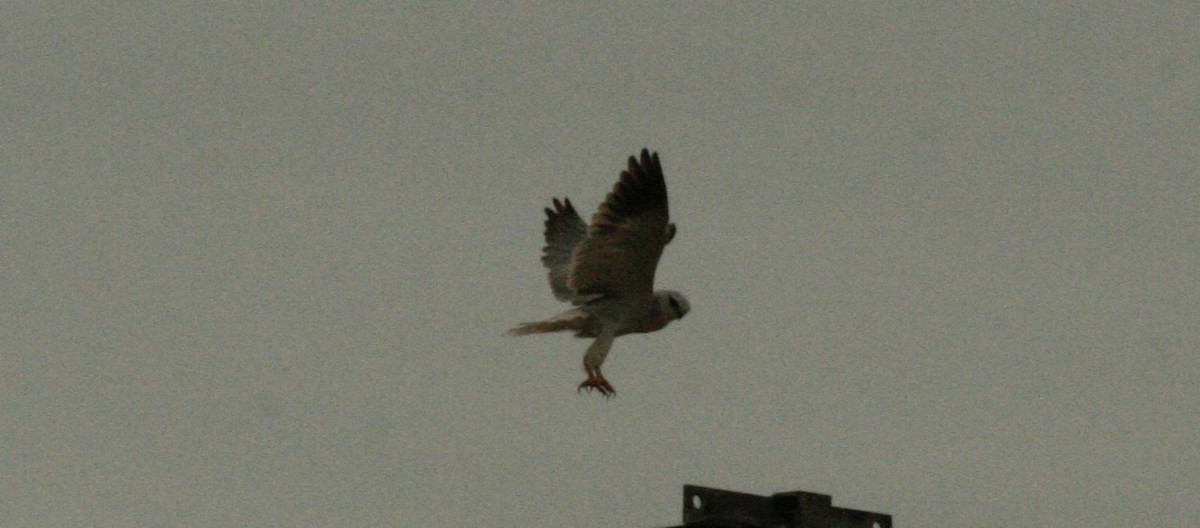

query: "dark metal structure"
(660, 485), (891, 528)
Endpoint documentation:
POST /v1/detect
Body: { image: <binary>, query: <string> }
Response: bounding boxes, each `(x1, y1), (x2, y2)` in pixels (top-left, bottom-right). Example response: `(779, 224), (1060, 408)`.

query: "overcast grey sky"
(3, 3), (1198, 527)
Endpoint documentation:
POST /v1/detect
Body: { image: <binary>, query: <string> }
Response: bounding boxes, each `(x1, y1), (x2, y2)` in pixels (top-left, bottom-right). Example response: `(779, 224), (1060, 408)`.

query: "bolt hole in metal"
(691, 495), (702, 509)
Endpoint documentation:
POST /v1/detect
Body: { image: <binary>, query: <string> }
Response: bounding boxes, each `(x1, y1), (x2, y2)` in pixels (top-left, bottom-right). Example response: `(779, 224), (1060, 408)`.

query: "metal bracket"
(665, 484), (891, 528)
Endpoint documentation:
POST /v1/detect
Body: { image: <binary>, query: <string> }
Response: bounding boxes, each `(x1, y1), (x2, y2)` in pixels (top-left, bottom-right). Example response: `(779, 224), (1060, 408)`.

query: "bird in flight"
(506, 149), (690, 398)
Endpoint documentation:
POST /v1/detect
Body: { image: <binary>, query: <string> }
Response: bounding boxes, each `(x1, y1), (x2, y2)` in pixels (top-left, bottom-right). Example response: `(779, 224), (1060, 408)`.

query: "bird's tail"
(504, 309), (586, 336)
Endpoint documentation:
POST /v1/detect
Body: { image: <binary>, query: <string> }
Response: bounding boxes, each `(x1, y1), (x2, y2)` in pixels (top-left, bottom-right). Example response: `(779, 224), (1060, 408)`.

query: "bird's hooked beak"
(666, 292), (690, 320)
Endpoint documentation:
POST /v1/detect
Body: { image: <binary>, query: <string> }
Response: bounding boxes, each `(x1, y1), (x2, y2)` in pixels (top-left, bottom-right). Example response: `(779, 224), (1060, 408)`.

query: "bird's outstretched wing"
(568, 149), (673, 299)
(540, 198), (587, 302)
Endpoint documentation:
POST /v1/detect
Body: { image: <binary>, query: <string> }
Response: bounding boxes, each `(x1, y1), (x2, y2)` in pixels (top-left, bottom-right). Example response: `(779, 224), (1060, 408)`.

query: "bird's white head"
(658, 290), (691, 321)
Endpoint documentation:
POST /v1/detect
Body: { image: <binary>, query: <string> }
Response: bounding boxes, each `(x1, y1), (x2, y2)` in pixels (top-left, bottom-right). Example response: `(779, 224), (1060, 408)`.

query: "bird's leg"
(578, 326), (617, 398)
(578, 364), (616, 398)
